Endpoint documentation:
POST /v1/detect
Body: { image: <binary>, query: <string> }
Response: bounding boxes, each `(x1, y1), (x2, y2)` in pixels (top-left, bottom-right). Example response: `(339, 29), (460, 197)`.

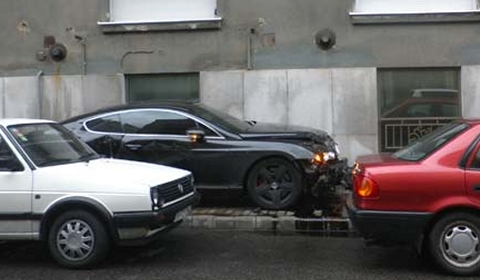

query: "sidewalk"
(181, 207), (355, 237)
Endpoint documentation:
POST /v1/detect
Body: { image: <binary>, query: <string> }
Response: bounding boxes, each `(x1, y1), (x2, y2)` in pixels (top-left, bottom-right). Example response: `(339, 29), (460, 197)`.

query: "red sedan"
(347, 119), (480, 276)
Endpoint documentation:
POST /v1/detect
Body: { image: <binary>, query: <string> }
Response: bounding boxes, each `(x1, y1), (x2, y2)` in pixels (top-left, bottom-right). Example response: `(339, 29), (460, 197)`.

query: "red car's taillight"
(353, 175), (379, 198)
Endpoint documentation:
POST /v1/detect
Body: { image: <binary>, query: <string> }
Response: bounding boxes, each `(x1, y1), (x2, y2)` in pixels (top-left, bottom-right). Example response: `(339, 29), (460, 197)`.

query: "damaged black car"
(61, 102), (347, 210)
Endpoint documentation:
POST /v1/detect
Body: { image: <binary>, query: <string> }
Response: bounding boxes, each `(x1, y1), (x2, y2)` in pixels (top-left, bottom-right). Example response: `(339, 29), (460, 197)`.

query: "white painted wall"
(3, 77), (39, 118)
(0, 74), (125, 121)
(200, 68), (378, 162)
(461, 66), (480, 119)
(4, 66), (480, 163)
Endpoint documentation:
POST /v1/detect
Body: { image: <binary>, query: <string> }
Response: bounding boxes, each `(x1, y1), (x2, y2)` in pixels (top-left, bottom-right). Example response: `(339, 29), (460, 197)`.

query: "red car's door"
(464, 143), (480, 206)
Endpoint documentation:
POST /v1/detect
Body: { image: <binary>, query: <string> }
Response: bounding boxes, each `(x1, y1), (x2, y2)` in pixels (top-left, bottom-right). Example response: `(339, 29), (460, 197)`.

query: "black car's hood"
(239, 122), (333, 146)
(240, 122), (325, 137)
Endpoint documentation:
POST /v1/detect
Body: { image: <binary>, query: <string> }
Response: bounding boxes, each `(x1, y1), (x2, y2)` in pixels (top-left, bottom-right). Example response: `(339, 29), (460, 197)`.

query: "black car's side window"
(85, 114), (123, 133)
(121, 110), (198, 135)
(197, 123), (219, 136)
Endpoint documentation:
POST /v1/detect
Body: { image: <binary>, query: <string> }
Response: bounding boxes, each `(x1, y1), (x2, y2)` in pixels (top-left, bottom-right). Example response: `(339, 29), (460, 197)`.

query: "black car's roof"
(61, 101), (201, 123)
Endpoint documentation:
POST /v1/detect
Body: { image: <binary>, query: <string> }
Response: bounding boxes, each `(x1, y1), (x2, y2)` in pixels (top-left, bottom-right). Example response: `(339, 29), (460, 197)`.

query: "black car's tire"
(48, 210), (110, 269)
(246, 157), (303, 210)
(428, 212), (480, 276)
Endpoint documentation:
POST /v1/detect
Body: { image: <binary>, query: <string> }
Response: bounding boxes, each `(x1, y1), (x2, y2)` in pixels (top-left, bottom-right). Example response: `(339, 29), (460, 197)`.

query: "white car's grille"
(157, 175), (194, 204)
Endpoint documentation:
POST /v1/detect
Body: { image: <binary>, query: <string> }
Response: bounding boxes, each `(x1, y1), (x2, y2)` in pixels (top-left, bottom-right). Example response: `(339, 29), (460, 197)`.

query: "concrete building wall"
(1, 1), (480, 162)
(462, 66), (480, 119)
(2, 66), (480, 162)
(41, 74), (125, 121)
(200, 68), (377, 161)
(0, 74), (124, 121)
(1, 0), (480, 76)
(1, 76), (39, 118)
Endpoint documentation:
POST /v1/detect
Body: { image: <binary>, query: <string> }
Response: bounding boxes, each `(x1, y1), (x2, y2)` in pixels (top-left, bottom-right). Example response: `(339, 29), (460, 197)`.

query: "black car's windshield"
(393, 121), (469, 161)
(190, 103), (252, 133)
(8, 123), (99, 167)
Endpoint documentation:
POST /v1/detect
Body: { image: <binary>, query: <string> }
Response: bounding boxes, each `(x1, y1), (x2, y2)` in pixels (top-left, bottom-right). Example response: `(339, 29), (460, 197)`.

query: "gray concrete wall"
(461, 66), (480, 119)
(200, 68), (377, 162)
(0, 0), (479, 161)
(41, 74), (125, 121)
(2, 65), (479, 162)
(2, 76), (39, 118)
(0, 74), (125, 121)
(1, 0), (480, 76)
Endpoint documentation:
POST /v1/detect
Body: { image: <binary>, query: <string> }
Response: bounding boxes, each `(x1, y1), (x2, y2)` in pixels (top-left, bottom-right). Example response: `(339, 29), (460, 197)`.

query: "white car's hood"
(85, 158), (191, 186)
(33, 158), (192, 194)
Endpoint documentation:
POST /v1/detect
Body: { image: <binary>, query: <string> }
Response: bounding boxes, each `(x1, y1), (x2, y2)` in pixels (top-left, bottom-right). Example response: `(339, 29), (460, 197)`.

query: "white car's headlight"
(150, 187), (161, 210)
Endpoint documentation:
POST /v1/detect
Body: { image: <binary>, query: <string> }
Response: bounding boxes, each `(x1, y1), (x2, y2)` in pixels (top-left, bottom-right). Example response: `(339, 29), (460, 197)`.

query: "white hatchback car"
(0, 119), (196, 268)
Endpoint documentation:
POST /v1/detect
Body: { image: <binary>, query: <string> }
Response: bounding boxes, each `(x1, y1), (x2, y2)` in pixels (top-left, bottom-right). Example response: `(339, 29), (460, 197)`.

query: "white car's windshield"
(8, 123), (99, 167)
(393, 121), (469, 161)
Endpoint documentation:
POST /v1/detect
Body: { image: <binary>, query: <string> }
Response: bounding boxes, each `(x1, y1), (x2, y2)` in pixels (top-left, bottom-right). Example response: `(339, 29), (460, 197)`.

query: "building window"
(98, 0), (222, 33)
(127, 73), (199, 103)
(350, 0), (480, 24)
(378, 68), (461, 152)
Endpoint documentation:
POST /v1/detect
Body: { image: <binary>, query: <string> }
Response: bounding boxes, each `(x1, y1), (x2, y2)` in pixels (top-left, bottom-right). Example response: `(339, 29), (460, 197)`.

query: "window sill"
(98, 18), (222, 33)
(350, 11), (480, 24)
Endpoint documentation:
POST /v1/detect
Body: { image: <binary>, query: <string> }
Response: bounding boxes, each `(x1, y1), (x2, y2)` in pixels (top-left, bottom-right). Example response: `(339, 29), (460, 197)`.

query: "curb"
(180, 207), (355, 237)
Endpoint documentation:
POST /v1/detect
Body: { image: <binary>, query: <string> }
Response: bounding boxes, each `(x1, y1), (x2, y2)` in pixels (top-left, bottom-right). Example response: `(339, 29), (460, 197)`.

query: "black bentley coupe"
(61, 102), (347, 210)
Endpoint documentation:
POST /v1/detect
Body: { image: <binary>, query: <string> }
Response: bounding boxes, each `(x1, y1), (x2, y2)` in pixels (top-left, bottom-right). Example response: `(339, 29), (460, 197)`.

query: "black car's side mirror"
(187, 129), (206, 143)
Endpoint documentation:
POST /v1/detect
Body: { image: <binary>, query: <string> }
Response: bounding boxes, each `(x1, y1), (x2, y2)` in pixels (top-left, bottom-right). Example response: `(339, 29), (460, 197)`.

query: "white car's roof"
(0, 118), (55, 127)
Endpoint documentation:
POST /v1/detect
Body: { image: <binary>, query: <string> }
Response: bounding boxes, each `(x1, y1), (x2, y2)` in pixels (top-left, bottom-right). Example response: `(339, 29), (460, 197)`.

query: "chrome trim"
(0, 232), (39, 240)
(82, 108), (225, 140)
(161, 191), (195, 208)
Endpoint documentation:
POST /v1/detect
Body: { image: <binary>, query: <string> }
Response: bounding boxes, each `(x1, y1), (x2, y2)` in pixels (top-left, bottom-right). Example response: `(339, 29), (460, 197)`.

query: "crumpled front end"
(293, 131), (352, 216)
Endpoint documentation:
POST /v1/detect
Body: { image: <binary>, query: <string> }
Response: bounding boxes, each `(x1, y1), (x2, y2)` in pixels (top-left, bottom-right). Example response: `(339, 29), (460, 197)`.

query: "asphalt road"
(0, 228), (478, 280)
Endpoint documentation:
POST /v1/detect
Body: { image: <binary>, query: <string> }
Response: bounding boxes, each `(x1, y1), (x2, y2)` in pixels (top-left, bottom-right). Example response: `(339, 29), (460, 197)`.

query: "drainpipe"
(36, 70), (44, 119)
(1, 73), (5, 118)
(76, 36), (87, 75)
(81, 42), (87, 75)
(247, 29), (255, 70)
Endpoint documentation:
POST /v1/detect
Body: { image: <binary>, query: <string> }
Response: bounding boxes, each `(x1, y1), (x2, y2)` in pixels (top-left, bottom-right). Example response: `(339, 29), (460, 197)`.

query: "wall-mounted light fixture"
(315, 28), (336, 50)
(49, 43), (67, 62)
(36, 36), (68, 62)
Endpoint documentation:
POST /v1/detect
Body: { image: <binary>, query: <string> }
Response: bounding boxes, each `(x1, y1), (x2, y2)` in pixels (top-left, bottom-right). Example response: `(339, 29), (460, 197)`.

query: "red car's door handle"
(473, 185), (480, 192)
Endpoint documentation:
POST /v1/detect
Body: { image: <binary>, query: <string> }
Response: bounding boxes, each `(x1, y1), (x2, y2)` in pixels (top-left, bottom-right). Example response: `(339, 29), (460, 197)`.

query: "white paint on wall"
(1, 74), (125, 122)
(244, 70), (288, 124)
(200, 68), (378, 162)
(461, 66), (480, 119)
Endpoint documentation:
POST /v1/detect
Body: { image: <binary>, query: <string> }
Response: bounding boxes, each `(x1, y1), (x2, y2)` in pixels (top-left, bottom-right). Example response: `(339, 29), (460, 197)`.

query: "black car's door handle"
(473, 184), (480, 192)
(125, 144), (142, 151)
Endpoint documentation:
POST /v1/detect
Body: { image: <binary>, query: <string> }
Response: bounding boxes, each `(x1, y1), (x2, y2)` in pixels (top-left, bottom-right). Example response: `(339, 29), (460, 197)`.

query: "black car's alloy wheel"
(247, 158), (302, 210)
(48, 210), (110, 269)
(428, 212), (480, 276)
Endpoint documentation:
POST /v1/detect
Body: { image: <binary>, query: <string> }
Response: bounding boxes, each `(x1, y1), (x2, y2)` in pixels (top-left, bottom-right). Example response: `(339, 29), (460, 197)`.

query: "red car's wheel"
(428, 212), (480, 276)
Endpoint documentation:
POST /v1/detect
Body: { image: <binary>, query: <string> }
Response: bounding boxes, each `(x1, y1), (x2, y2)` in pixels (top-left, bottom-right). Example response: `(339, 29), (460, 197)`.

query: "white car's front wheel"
(48, 210), (110, 269)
